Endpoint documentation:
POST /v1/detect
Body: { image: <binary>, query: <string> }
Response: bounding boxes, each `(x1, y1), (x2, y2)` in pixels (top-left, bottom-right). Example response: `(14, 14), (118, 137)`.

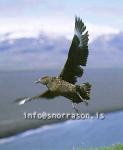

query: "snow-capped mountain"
(90, 33), (123, 53)
(0, 31), (123, 70)
(0, 32), (70, 70)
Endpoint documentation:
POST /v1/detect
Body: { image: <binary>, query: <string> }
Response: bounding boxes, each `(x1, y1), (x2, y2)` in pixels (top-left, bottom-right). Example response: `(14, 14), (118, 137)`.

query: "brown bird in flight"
(15, 16), (92, 113)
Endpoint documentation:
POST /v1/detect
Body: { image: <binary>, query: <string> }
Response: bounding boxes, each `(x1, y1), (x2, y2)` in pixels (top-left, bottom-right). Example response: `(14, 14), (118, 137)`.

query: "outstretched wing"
(59, 16), (89, 84)
(14, 90), (58, 105)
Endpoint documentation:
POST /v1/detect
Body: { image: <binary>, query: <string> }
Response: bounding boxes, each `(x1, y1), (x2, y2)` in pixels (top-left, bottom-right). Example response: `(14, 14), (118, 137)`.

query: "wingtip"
(14, 97), (31, 105)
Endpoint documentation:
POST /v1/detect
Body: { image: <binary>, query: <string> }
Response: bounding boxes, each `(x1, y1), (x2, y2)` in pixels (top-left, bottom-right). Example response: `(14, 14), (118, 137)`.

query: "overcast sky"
(0, 0), (123, 40)
(0, 0), (123, 70)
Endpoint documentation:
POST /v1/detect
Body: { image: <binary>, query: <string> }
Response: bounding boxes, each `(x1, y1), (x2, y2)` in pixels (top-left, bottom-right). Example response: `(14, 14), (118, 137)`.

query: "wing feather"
(14, 90), (58, 105)
(59, 16), (89, 84)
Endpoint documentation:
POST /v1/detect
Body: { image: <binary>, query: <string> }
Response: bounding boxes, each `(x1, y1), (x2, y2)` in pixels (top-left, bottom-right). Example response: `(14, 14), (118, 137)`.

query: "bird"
(15, 16), (92, 113)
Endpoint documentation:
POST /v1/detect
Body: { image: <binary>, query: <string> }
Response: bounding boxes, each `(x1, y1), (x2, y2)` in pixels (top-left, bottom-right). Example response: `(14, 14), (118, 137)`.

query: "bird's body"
(46, 77), (76, 95)
(15, 16), (92, 112)
(44, 77), (90, 103)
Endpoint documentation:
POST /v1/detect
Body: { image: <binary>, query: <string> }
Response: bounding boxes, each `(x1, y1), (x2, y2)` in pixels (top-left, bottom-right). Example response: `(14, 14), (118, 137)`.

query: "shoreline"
(0, 109), (123, 139)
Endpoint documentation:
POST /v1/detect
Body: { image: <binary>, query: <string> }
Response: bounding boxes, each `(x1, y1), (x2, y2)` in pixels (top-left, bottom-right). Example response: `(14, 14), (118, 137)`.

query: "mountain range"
(0, 31), (123, 70)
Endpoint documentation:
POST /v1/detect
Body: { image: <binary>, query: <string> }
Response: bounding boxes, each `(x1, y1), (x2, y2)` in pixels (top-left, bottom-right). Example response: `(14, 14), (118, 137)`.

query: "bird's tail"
(77, 82), (92, 100)
(81, 82), (91, 100)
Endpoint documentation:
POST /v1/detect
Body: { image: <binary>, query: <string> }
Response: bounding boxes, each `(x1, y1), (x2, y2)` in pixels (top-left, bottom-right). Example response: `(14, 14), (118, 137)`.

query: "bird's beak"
(34, 80), (40, 84)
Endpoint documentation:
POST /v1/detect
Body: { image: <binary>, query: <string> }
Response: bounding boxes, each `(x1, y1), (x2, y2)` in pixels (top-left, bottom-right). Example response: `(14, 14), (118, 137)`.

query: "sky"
(0, 0), (123, 40)
(0, 0), (123, 70)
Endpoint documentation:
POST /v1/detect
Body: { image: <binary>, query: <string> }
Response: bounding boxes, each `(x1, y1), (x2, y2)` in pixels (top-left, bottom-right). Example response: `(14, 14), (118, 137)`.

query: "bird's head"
(34, 76), (51, 85)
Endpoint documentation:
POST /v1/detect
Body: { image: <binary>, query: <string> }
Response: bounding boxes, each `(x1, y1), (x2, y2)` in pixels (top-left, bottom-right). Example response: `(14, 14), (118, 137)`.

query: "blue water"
(0, 111), (123, 150)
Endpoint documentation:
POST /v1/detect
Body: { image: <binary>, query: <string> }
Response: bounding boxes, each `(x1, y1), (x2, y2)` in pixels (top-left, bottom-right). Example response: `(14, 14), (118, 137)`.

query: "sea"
(0, 111), (123, 150)
(0, 69), (123, 149)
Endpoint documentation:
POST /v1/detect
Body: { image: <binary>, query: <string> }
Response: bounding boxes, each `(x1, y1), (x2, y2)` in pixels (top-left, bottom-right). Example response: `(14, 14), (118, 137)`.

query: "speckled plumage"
(42, 76), (91, 103)
(15, 16), (92, 111)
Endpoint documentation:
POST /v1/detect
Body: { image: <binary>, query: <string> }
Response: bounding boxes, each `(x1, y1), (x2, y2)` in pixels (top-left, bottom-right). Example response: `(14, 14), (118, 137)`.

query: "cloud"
(87, 23), (119, 41)
(0, 17), (119, 42)
(0, 33), (69, 71)
(0, 31), (123, 71)
(0, 0), (122, 71)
